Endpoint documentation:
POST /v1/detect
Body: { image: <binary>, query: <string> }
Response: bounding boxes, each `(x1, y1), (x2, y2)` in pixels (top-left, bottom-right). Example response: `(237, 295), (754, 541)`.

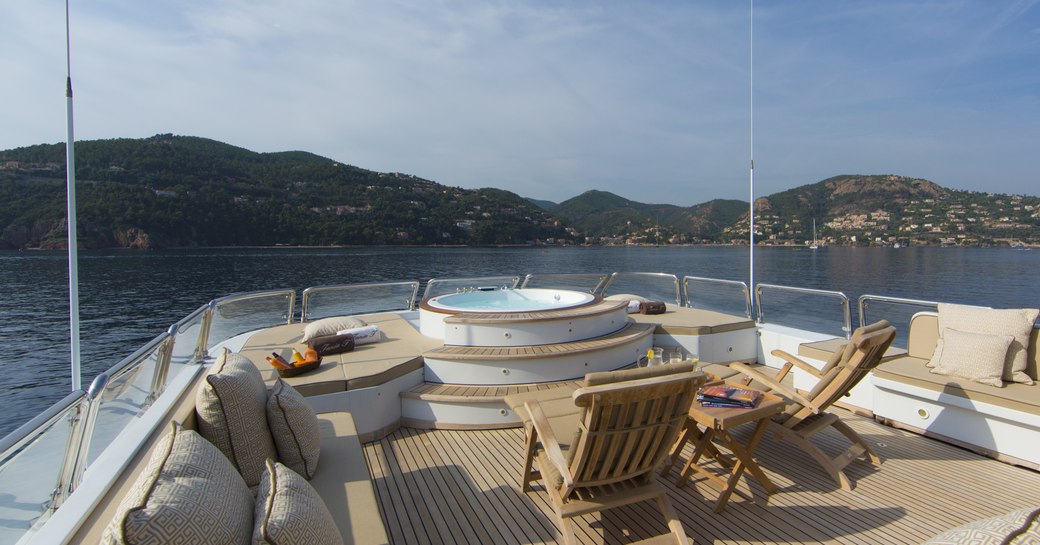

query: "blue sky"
(2, 1), (1038, 205)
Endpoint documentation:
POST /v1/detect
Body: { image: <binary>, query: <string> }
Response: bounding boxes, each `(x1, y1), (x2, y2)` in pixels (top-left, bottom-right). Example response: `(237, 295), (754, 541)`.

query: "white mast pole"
(748, 0), (755, 316)
(65, 0), (82, 392)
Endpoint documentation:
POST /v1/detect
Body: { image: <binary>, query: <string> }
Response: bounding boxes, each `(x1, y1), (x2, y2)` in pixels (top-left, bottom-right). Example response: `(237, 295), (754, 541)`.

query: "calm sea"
(1, 245), (1037, 437)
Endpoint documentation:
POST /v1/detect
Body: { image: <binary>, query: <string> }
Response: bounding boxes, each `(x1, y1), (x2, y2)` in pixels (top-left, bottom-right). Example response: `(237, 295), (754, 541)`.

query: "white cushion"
(101, 424), (253, 545)
(930, 328), (1014, 387)
(929, 303), (1038, 385)
(254, 460), (345, 545)
(302, 316), (368, 342)
(333, 325), (384, 345)
(195, 349), (277, 488)
(267, 379), (321, 479)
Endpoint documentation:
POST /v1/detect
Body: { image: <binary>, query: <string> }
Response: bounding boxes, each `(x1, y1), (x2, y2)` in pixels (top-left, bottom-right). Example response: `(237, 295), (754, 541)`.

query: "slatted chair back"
(780, 320), (896, 429)
(565, 373), (699, 492)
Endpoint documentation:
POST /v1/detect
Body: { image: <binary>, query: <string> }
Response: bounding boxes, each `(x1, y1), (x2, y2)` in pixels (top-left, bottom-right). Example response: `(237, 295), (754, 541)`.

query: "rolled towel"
(334, 324), (384, 345)
(639, 301), (667, 315)
(626, 300), (642, 314)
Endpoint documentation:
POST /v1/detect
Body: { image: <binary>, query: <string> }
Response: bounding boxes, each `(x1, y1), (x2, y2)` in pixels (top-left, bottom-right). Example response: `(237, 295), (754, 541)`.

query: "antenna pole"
(748, 0), (755, 316)
(65, 0), (82, 392)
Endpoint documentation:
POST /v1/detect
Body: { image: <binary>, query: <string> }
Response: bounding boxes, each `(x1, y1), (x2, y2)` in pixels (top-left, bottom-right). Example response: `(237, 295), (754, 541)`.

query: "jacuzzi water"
(425, 288), (594, 313)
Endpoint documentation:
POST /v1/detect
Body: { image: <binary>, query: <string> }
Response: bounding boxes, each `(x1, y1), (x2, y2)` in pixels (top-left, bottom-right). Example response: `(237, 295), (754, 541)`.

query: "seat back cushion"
(101, 423), (253, 545)
(267, 378), (321, 479)
(929, 328), (1015, 388)
(196, 349), (277, 488)
(929, 303), (1039, 385)
(254, 460), (345, 545)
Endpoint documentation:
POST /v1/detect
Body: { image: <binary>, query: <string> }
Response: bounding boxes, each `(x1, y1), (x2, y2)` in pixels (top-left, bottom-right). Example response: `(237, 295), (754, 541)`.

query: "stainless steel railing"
(520, 273), (609, 294)
(682, 276), (752, 317)
(301, 281), (421, 320)
(422, 276), (522, 300)
(602, 272), (682, 305)
(755, 283), (852, 338)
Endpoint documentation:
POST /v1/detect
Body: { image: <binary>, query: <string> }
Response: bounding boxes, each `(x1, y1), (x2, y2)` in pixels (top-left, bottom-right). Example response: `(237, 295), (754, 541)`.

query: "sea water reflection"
(0, 245), (1036, 436)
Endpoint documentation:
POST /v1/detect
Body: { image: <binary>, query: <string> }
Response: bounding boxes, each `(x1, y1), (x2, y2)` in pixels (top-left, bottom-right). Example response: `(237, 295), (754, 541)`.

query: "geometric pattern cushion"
(931, 303), (1039, 385)
(923, 506), (1040, 545)
(100, 423), (253, 545)
(930, 328), (1015, 388)
(302, 316), (368, 342)
(267, 379), (321, 479)
(254, 460), (345, 545)
(195, 349), (277, 488)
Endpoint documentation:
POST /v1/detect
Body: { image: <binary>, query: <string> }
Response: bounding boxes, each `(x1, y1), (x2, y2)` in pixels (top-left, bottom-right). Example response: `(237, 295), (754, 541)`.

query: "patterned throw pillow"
(196, 349), (278, 488)
(929, 303), (1039, 385)
(101, 423), (253, 545)
(930, 328), (1014, 387)
(924, 506), (1040, 545)
(254, 460), (345, 545)
(267, 378), (321, 479)
(302, 316), (368, 342)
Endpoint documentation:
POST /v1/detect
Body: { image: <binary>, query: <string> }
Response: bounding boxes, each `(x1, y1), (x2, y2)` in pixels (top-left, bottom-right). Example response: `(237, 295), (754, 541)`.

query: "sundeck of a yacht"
(4, 275), (1038, 545)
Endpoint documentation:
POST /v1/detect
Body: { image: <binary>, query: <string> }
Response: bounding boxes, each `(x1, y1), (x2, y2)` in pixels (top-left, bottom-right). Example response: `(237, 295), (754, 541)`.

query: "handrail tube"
(520, 273), (609, 294)
(301, 281), (421, 320)
(602, 272), (681, 305)
(682, 275), (752, 318)
(171, 304), (210, 363)
(858, 294), (938, 329)
(755, 283), (852, 338)
(48, 400), (86, 512)
(0, 391), (85, 459)
(422, 276), (521, 300)
(67, 373), (109, 497)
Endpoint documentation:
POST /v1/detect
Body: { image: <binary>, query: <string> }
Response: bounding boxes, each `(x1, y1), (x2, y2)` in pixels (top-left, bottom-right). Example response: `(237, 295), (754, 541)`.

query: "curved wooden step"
(425, 322), (654, 361)
(400, 379), (581, 430)
(401, 380), (582, 404)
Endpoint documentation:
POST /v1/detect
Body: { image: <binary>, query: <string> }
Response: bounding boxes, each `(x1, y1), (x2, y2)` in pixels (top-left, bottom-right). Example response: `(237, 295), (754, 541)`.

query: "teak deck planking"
(362, 408), (1040, 544)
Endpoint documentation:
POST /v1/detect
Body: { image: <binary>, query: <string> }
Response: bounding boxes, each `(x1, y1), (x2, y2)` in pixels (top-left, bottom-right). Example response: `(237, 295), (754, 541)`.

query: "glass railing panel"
(683, 276), (751, 317)
(756, 284), (851, 338)
(169, 305), (207, 377)
(208, 290), (295, 348)
(86, 337), (167, 465)
(520, 273), (608, 294)
(422, 276), (521, 300)
(858, 295), (938, 350)
(601, 272), (681, 305)
(301, 282), (420, 321)
(0, 393), (86, 544)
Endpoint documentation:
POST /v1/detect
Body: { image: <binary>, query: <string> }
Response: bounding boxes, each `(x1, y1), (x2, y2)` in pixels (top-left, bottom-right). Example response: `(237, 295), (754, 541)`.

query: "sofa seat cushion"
(875, 356), (1040, 416)
(308, 411), (390, 545)
(254, 460), (344, 545)
(268, 379), (321, 479)
(196, 349), (278, 489)
(101, 423), (253, 545)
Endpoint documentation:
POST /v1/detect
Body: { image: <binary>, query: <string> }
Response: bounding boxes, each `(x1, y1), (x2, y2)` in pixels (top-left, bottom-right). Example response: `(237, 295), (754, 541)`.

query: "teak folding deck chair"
(509, 365), (706, 545)
(727, 320), (897, 490)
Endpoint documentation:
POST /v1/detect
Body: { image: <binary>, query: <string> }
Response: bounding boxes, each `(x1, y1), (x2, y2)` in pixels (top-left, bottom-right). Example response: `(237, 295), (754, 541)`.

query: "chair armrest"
(770, 349), (824, 379)
(525, 401), (574, 489)
(727, 362), (821, 415)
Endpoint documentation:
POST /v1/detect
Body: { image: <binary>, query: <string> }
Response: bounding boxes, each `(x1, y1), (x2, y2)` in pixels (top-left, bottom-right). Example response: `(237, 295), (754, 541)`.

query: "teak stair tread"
(402, 380), (583, 403)
(443, 299), (628, 324)
(425, 322), (654, 361)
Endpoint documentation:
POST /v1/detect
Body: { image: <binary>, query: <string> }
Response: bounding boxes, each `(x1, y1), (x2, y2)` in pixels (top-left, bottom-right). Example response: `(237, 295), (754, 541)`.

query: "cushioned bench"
(239, 313), (443, 396)
(72, 363), (390, 545)
(872, 313), (1040, 469)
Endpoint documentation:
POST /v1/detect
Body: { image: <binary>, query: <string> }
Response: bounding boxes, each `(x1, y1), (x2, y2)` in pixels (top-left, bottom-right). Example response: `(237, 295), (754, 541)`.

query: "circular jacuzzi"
(425, 288), (595, 313)
(419, 288), (598, 340)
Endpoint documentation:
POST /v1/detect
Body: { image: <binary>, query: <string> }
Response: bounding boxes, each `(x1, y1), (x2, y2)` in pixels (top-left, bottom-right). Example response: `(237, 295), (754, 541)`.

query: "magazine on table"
(697, 385), (762, 408)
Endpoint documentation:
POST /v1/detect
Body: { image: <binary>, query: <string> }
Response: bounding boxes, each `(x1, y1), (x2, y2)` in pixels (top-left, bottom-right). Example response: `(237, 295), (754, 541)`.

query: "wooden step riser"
(423, 336), (653, 384)
(400, 398), (524, 430)
(442, 307), (630, 347)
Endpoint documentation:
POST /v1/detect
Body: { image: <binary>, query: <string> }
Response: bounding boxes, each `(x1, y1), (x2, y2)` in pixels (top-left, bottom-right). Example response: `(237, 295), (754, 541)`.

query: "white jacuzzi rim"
(423, 288), (596, 314)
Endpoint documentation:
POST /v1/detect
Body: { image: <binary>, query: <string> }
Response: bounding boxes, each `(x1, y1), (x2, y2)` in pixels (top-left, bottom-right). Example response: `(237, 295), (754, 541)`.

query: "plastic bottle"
(265, 356), (291, 370)
(291, 348), (306, 364)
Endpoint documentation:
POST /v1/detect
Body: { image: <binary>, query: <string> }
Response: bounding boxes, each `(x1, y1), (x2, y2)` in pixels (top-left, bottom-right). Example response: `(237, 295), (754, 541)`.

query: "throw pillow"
(302, 316), (368, 342)
(254, 460), (345, 545)
(930, 328), (1014, 388)
(101, 423), (253, 545)
(196, 349), (277, 488)
(930, 303), (1039, 384)
(267, 378), (321, 479)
